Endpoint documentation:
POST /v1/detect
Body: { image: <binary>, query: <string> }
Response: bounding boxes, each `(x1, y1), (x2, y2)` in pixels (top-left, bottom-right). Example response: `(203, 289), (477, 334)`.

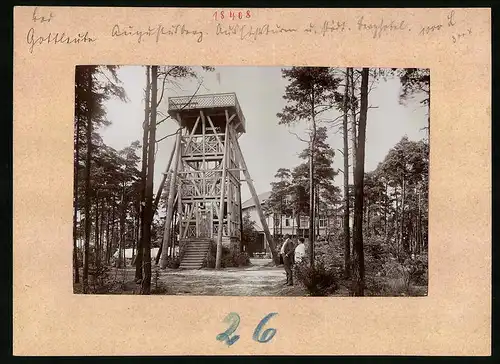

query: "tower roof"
(167, 92), (246, 134)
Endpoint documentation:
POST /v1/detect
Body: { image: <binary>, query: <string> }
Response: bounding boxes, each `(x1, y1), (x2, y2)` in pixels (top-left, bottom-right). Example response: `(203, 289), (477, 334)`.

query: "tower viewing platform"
(167, 92), (246, 134)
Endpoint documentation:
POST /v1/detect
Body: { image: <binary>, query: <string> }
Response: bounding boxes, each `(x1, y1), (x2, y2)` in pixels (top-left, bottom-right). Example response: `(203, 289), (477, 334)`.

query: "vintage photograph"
(73, 65), (429, 297)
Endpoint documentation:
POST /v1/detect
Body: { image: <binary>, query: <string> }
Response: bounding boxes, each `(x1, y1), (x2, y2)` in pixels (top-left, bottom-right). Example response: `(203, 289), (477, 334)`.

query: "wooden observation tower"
(159, 92), (277, 269)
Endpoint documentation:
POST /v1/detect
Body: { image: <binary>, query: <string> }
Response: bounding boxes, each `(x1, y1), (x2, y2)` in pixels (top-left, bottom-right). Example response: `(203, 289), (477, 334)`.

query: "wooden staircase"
(179, 239), (212, 270)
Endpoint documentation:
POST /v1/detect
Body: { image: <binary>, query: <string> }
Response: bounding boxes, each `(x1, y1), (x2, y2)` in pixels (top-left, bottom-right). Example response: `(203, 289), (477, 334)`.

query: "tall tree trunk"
(82, 68), (93, 294)
(105, 201), (111, 264)
(316, 186), (320, 238)
(136, 66), (151, 281)
(99, 202), (105, 263)
(108, 197), (116, 264)
(366, 204), (370, 237)
(295, 210), (300, 236)
(384, 182), (388, 242)
(350, 68), (358, 168)
(427, 87), (431, 140)
(141, 65), (158, 294)
(273, 213), (276, 236)
(351, 67), (369, 296)
(280, 197), (283, 236)
(119, 187), (126, 268)
(308, 85), (317, 268)
(417, 185), (422, 254)
(132, 205), (138, 259)
(73, 116), (81, 284)
(343, 67), (351, 278)
(394, 186), (400, 257)
(95, 195), (100, 269)
(401, 177), (407, 254)
(308, 135), (315, 268)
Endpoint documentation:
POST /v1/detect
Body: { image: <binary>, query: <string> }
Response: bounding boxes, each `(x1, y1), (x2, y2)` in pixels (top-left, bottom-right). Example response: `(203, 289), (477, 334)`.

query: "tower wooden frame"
(169, 93), (245, 247)
(160, 92), (278, 268)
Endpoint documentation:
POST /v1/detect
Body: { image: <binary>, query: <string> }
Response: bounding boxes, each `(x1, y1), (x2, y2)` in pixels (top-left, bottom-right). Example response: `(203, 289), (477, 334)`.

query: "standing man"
(281, 234), (295, 286)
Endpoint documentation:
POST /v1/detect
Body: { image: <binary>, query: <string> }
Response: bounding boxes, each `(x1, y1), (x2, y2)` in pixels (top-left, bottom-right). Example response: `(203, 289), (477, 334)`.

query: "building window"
(285, 218), (290, 227)
(319, 218), (326, 228)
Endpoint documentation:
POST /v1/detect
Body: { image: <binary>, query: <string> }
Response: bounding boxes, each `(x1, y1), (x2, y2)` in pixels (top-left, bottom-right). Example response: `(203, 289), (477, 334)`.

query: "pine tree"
(277, 67), (341, 267)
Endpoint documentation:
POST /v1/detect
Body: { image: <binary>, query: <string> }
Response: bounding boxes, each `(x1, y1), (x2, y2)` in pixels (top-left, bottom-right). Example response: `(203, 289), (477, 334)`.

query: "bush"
(220, 246), (233, 267)
(365, 238), (390, 275)
(221, 248), (250, 268)
(380, 254), (428, 294)
(151, 266), (169, 294)
(233, 252), (251, 267)
(82, 265), (129, 294)
(203, 242), (250, 268)
(365, 276), (385, 296)
(202, 241), (217, 268)
(406, 254), (428, 286)
(381, 277), (408, 296)
(367, 241), (386, 261)
(294, 261), (339, 296)
(163, 256), (180, 269)
(204, 252), (216, 268)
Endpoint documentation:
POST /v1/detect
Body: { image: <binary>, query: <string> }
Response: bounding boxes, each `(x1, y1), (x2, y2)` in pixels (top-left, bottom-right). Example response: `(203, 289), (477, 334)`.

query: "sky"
(100, 66), (428, 203)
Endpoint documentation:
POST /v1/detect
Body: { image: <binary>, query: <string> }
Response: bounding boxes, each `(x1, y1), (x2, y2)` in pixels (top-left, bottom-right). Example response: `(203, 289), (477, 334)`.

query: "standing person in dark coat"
(280, 234), (295, 286)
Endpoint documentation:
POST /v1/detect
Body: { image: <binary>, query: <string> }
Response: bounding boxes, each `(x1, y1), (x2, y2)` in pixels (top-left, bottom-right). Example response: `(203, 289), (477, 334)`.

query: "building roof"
(241, 191), (272, 210)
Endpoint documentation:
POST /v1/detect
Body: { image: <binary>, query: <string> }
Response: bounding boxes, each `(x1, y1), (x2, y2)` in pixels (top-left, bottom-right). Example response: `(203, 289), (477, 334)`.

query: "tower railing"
(168, 92), (246, 128)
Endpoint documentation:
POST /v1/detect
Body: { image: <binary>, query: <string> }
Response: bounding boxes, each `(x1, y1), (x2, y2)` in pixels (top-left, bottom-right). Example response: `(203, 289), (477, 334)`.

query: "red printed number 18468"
(213, 10), (251, 21)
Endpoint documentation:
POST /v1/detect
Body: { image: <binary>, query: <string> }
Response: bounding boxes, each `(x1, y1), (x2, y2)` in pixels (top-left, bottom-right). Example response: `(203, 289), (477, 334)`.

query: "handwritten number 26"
(216, 312), (278, 346)
(252, 313), (278, 343)
(216, 312), (241, 346)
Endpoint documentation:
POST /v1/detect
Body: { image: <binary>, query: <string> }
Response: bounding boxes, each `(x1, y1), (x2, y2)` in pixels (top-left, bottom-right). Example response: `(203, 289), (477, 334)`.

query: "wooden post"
(175, 190), (182, 256)
(226, 142), (234, 239)
(238, 181), (243, 245)
(155, 193), (178, 264)
(210, 206), (214, 239)
(153, 141), (177, 214)
(230, 128), (279, 264)
(215, 123), (230, 269)
(195, 205), (200, 237)
(182, 204), (195, 239)
(160, 131), (182, 269)
(201, 111), (206, 213)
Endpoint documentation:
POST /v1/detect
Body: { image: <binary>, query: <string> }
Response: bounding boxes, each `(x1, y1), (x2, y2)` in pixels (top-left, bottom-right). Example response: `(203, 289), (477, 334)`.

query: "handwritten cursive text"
(357, 16), (408, 39)
(452, 28), (472, 43)
(447, 10), (456, 27)
(304, 20), (347, 35)
(32, 7), (54, 23)
(216, 23), (297, 41)
(26, 27), (96, 53)
(111, 24), (204, 43)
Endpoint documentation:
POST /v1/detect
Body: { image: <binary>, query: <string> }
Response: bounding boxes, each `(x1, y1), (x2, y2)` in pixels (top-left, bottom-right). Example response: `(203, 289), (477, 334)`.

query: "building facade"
(241, 191), (342, 256)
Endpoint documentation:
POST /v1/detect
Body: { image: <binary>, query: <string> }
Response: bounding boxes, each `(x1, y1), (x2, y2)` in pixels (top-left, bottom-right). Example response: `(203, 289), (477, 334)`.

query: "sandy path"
(101, 259), (307, 296)
(157, 259), (300, 296)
